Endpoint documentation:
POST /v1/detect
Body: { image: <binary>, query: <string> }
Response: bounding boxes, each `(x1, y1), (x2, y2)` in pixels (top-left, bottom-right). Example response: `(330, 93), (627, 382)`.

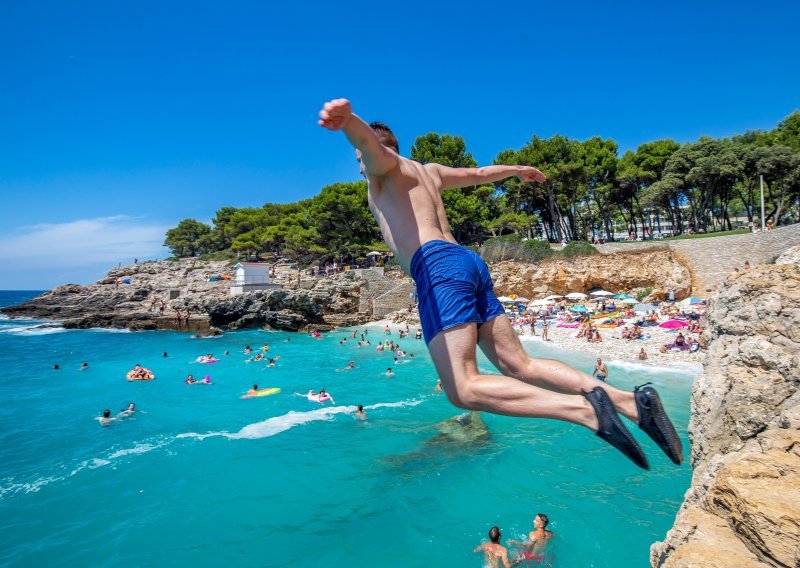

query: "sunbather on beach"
(319, 98), (683, 469)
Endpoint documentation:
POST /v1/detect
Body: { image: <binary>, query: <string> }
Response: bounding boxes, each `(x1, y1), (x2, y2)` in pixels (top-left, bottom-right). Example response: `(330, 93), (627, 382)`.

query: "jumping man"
(318, 98), (682, 469)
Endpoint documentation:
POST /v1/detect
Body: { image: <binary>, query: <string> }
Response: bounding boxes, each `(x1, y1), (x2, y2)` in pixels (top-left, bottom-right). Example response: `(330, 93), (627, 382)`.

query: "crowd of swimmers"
(86, 328), (416, 425)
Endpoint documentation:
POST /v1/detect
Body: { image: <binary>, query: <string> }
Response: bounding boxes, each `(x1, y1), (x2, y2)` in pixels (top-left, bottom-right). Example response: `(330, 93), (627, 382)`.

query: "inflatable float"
(242, 387), (280, 398)
(126, 369), (155, 381)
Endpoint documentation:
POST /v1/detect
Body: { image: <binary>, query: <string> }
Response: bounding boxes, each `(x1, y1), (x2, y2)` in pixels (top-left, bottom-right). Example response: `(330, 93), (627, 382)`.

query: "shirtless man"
(593, 358), (608, 382)
(319, 98), (682, 469)
(473, 526), (517, 568)
(509, 513), (554, 560)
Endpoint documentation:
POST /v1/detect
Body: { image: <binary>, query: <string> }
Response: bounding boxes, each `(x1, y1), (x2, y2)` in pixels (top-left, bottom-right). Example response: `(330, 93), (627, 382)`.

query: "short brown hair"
(369, 121), (399, 154)
(537, 513), (549, 527)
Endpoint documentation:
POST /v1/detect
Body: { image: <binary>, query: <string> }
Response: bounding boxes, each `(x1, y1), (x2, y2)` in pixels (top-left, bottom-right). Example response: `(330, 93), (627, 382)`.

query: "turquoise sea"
(0, 290), (695, 567)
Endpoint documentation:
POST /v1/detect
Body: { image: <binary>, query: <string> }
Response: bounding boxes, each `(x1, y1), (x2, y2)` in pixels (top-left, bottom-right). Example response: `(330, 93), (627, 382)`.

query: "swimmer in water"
(119, 402), (136, 417)
(508, 514), (553, 562)
(244, 345), (252, 354)
(186, 374), (197, 384)
(355, 404), (367, 420)
(53, 364), (60, 370)
(162, 352), (169, 357)
(435, 378), (443, 392)
(80, 362), (88, 370)
(473, 526), (517, 568)
(386, 367), (394, 377)
(268, 357), (276, 367)
(97, 409), (116, 426)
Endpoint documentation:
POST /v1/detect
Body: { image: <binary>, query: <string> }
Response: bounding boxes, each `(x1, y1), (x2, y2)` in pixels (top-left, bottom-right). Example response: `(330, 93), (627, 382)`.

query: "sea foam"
(178, 399), (422, 441)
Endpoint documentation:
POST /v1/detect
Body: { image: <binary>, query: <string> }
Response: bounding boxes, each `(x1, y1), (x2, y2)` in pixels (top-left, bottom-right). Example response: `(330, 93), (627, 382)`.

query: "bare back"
(480, 543), (511, 568)
(366, 157), (455, 272)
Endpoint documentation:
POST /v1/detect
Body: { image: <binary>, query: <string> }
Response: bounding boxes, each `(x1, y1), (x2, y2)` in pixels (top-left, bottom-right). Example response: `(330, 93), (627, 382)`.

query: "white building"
(230, 263), (282, 296)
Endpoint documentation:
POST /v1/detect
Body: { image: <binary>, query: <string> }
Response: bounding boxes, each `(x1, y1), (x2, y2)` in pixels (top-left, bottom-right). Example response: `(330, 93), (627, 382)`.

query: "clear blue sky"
(1, 0), (798, 289)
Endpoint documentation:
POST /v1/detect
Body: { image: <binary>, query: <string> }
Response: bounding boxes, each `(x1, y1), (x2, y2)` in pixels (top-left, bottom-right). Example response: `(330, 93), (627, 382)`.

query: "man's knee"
(443, 377), (481, 410)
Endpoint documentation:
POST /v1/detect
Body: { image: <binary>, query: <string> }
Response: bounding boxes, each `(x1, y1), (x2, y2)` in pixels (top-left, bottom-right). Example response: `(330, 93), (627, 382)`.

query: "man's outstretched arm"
(428, 163), (547, 190)
(318, 98), (398, 177)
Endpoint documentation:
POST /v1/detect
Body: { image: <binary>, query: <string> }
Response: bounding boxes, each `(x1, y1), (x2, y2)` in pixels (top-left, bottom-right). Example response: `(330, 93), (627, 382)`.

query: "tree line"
(164, 111), (800, 261)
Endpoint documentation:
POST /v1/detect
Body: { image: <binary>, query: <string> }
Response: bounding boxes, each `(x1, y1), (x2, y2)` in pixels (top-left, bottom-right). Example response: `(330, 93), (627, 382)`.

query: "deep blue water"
(0, 290), (694, 567)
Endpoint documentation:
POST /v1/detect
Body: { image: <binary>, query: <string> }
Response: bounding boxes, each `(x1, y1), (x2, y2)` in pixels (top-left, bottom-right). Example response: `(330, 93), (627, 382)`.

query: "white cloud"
(0, 216), (169, 269)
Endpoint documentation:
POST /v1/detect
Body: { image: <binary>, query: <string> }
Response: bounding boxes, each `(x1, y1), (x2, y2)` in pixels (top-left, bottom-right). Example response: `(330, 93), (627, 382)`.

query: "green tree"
(164, 219), (213, 257)
(410, 132), (496, 242)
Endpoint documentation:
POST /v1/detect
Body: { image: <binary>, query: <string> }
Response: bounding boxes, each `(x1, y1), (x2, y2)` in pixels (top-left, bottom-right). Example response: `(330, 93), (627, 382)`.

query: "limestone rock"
(490, 250), (692, 300)
(652, 264), (800, 567)
(775, 244), (800, 265)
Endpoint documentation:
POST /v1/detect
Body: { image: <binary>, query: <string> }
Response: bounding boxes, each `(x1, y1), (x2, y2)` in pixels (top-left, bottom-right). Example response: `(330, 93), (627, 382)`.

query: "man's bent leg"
(476, 315), (638, 422)
(427, 322), (598, 429)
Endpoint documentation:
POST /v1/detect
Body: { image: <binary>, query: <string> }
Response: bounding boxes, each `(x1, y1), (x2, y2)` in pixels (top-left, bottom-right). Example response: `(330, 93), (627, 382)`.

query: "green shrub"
(561, 240), (598, 257)
(522, 239), (554, 261)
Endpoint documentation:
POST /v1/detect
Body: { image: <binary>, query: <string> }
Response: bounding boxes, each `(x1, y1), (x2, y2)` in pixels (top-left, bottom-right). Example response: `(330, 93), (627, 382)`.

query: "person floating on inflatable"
(318, 98), (683, 470)
(242, 384), (280, 398)
(126, 364), (154, 381)
(186, 374), (212, 385)
(294, 389), (334, 404)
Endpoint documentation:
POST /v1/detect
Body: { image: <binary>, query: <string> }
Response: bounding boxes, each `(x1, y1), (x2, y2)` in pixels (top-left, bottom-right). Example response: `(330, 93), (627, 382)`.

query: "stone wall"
(650, 263), (800, 567)
(597, 224), (800, 294)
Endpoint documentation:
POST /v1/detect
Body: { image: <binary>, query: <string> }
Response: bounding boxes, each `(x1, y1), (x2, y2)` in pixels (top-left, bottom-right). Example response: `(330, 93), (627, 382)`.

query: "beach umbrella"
(620, 298), (638, 304)
(530, 299), (554, 306)
(565, 292), (587, 300)
(590, 290), (614, 296)
(497, 296), (514, 303)
(543, 294), (564, 300)
(659, 319), (688, 329)
(570, 305), (588, 312)
(634, 303), (657, 313)
(613, 293), (633, 299)
(679, 297), (706, 305)
(515, 297), (531, 303)
(365, 251), (383, 256)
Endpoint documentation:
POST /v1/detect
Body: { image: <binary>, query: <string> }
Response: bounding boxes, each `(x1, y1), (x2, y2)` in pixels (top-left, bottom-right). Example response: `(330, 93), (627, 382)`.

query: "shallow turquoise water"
(0, 291), (694, 567)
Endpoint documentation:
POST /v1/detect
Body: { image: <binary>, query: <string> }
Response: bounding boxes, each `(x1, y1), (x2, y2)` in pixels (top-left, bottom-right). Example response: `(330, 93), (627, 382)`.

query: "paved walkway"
(597, 224), (800, 294)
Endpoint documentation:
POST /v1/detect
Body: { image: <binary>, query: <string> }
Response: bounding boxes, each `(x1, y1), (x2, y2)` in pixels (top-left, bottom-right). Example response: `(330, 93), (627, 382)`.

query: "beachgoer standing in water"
(473, 526), (516, 568)
(593, 358), (608, 382)
(319, 99), (682, 469)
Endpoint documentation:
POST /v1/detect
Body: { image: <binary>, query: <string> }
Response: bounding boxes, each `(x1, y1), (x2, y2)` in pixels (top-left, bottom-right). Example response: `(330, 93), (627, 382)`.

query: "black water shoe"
(583, 386), (649, 470)
(634, 383), (683, 465)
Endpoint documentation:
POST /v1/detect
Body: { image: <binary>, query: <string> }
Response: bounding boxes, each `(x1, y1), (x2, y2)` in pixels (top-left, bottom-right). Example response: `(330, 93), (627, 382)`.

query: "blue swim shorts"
(409, 240), (505, 344)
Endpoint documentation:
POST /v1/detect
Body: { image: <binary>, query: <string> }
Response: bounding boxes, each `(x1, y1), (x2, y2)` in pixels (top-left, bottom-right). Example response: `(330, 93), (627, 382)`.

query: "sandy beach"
(363, 313), (703, 372)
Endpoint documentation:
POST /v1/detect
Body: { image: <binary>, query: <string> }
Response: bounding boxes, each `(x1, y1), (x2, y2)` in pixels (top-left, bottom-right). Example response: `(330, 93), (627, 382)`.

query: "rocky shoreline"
(2, 249), (690, 333)
(650, 262), (800, 567)
(1, 259), (374, 333)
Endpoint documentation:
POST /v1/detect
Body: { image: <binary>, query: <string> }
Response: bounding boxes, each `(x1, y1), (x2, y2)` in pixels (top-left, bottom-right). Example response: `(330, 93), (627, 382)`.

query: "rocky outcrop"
(1, 260), (368, 332)
(491, 250), (691, 301)
(776, 244), (800, 265)
(208, 272), (365, 331)
(651, 263), (800, 567)
(2, 259), (234, 331)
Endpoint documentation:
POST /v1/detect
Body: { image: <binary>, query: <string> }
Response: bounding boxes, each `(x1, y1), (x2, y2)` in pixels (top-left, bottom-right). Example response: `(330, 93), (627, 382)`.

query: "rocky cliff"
(1, 259), (367, 332)
(491, 249), (692, 301)
(651, 263), (800, 567)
